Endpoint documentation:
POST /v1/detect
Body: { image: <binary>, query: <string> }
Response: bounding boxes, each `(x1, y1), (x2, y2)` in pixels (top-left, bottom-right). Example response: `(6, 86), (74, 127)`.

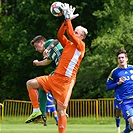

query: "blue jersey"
(106, 65), (133, 101)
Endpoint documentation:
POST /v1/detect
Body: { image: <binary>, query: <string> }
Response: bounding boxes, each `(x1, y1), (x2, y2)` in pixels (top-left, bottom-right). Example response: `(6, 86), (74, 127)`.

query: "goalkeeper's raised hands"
(61, 3), (79, 20)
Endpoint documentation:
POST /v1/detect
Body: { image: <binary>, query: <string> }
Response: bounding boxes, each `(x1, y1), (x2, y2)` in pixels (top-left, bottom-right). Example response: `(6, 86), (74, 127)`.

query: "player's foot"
(56, 123), (58, 126)
(33, 117), (44, 123)
(33, 115), (47, 126)
(25, 110), (42, 123)
(44, 122), (47, 126)
(41, 115), (47, 126)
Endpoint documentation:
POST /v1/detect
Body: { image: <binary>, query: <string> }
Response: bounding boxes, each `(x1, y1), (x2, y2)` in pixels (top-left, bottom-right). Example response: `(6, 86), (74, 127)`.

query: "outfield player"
(106, 49), (133, 133)
(27, 36), (63, 126)
(25, 4), (88, 133)
(114, 98), (129, 133)
(46, 92), (58, 125)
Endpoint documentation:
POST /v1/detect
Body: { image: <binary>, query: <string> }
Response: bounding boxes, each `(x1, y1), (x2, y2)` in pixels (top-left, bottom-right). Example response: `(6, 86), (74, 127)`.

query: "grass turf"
(1, 123), (122, 133)
(0, 117), (130, 133)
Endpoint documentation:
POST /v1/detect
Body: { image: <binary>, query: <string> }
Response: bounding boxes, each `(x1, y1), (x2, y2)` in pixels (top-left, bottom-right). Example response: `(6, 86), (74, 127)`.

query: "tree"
(2, 0), (131, 101)
(75, 0), (133, 98)
(0, 0), (102, 101)
(0, 0), (60, 101)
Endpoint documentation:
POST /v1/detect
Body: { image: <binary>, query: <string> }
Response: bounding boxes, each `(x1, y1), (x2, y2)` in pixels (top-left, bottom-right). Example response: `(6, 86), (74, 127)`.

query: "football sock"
(58, 115), (67, 133)
(116, 117), (120, 129)
(33, 108), (40, 112)
(54, 115), (58, 123)
(123, 125), (133, 133)
(28, 88), (39, 108)
(38, 89), (47, 116)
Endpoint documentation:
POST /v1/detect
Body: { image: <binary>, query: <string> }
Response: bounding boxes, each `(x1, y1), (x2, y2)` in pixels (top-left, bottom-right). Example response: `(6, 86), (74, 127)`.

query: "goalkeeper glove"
(61, 3), (79, 20)
(69, 5), (79, 20)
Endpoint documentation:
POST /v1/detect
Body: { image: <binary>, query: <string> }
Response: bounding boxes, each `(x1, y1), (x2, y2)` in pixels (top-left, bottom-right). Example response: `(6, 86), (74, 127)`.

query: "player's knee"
(128, 117), (133, 129)
(26, 80), (30, 87)
(26, 79), (34, 88)
(59, 125), (65, 129)
(57, 109), (66, 116)
(130, 121), (133, 128)
(54, 111), (58, 116)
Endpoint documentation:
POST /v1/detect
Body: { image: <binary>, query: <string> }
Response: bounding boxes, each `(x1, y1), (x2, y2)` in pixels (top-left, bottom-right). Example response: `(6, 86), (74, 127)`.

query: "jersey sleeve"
(106, 78), (118, 90)
(57, 21), (69, 47)
(106, 70), (118, 90)
(65, 19), (85, 51)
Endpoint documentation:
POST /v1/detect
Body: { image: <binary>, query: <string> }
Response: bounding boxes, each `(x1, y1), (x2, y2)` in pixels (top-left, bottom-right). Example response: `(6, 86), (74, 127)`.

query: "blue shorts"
(119, 98), (133, 120)
(114, 99), (121, 110)
(46, 106), (56, 113)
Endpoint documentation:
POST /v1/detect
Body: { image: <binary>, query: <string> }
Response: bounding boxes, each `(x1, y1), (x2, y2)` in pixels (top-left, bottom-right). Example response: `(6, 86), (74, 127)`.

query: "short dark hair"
(116, 48), (127, 57)
(31, 35), (46, 45)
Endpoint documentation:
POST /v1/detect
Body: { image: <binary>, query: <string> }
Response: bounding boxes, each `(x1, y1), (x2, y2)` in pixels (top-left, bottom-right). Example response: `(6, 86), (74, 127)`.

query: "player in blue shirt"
(46, 92), (58, 125)
(106, 49), (133, 133)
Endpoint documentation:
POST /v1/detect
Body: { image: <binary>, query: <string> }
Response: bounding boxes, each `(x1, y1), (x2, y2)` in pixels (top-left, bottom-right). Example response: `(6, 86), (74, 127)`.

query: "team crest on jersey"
(130, 70), (133, 74)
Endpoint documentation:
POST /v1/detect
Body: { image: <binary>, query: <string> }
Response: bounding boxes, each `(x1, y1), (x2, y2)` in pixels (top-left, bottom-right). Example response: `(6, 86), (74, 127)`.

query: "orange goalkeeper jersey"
(55, 19), (85, 79)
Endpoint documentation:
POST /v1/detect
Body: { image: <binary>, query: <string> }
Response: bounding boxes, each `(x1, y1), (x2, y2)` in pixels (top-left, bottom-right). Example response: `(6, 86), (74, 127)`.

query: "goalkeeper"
(25, 3), (88, 133)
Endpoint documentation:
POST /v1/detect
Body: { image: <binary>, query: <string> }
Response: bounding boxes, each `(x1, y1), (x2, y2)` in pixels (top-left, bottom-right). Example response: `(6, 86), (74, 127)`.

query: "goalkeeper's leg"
(58, 106), (67, 133)
(39, 89), (47, 126)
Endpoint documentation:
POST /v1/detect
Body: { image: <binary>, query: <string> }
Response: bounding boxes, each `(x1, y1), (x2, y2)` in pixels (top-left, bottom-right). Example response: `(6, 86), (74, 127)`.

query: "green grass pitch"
(1, 123), (121, 133)
(0, 117), (131, 133)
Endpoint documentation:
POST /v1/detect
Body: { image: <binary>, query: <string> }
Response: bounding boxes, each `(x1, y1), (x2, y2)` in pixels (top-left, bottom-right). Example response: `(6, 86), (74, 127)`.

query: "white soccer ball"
(50, 2), (63, 17)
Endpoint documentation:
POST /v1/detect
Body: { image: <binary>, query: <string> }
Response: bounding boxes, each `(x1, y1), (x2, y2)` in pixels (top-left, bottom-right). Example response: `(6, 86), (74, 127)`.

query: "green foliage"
(1, 0), (133, 101)
(72, 0), (133, 99)
(90, 0), (133, 97)
(0, 0), (59, 101)
(0, 0), (100, 101)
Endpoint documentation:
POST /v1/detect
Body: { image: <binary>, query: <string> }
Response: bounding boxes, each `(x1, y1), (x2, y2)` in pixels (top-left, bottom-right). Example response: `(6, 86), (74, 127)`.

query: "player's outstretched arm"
(33, 59), (52, 66)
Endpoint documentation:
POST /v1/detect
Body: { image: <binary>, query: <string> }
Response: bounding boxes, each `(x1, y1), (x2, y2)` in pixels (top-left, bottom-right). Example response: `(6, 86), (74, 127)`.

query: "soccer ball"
(50, 2), (63, 17)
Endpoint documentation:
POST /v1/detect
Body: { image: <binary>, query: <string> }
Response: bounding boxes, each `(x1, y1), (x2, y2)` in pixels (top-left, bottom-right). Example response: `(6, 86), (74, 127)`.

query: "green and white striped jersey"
(44, 39), (63, 66)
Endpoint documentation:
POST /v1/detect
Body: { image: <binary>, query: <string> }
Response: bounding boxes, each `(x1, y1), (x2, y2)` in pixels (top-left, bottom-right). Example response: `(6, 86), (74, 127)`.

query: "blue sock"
(116, 117), (120, 129)
(54, 116), (58, 123)
(123, 125), (133, 133)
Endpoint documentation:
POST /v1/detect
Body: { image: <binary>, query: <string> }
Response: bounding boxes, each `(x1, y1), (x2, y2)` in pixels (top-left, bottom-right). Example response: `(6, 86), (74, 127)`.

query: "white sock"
(33, 108), (40, 112)
(117, 127), (120, 130)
